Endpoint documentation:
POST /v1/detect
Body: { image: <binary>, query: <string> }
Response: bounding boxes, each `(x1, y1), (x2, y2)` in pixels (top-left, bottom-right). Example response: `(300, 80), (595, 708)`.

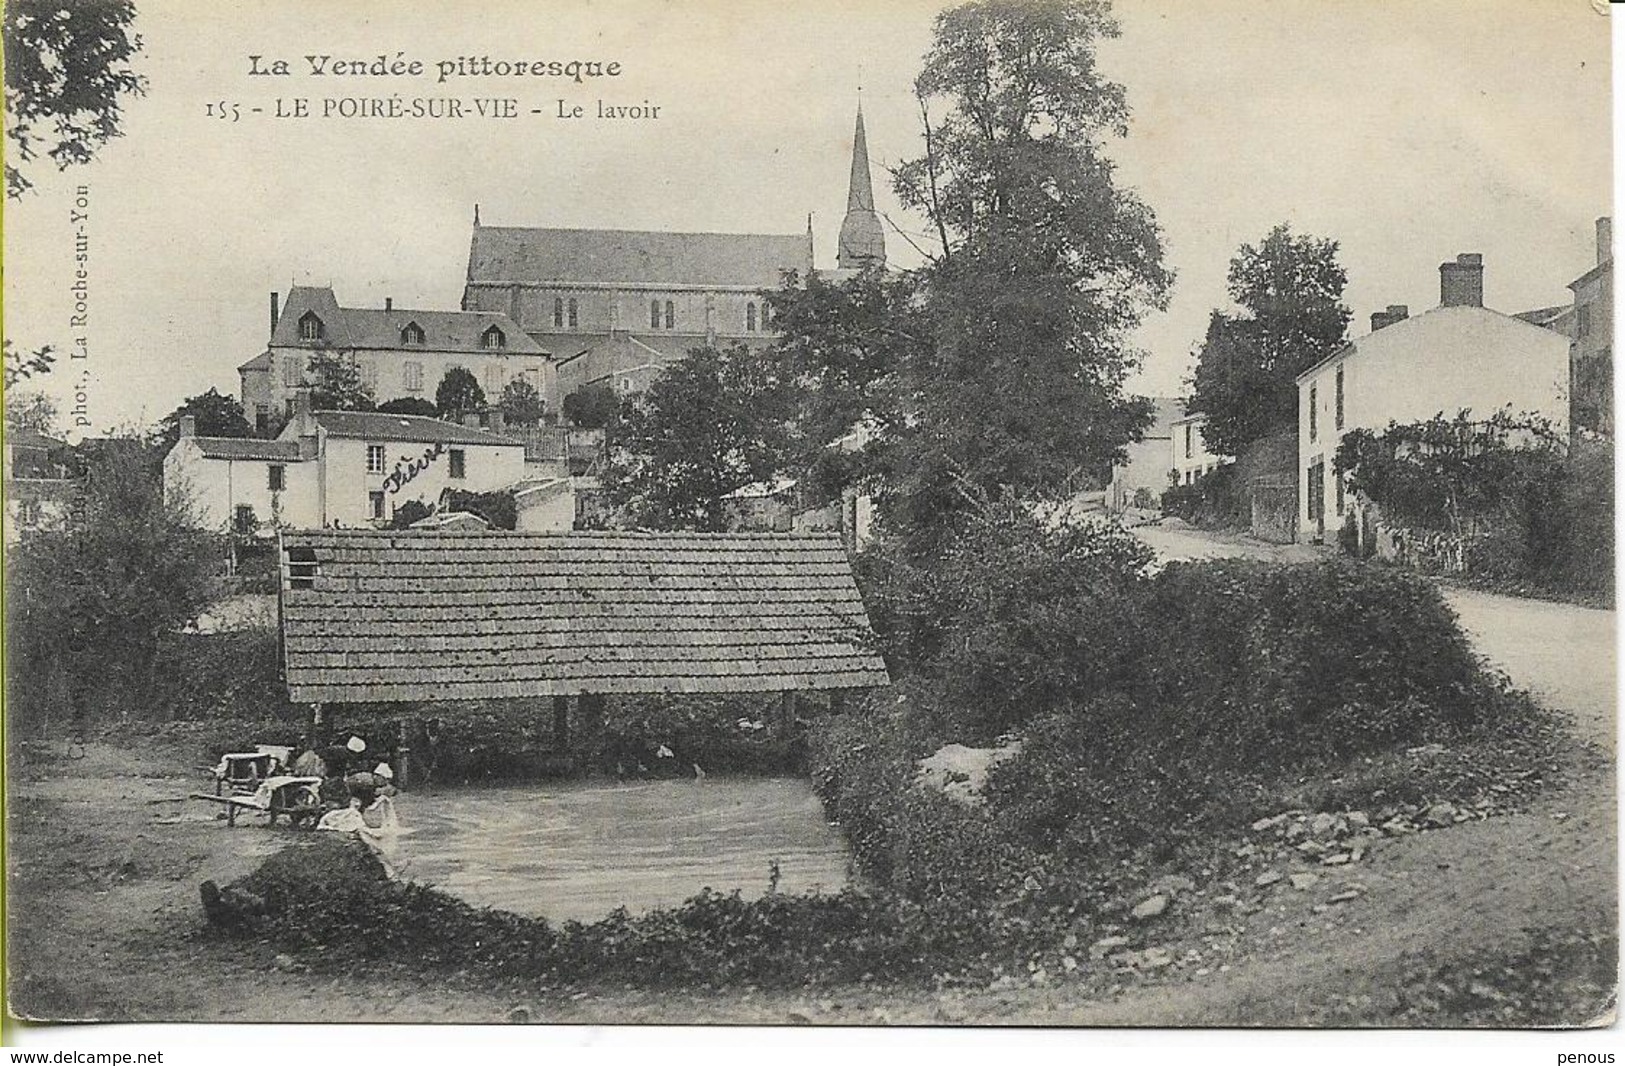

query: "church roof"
(465, 226), (814, 291)
(271, 287), (542, 354)
(277, 529), (892, 702)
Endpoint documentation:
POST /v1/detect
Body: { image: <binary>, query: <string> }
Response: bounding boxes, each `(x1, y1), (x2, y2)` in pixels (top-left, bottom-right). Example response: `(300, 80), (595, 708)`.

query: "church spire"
(837, 104), (886, 271)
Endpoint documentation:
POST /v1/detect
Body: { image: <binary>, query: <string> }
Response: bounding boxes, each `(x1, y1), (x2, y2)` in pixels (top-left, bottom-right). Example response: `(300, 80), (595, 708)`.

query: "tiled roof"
(271, 287), (541, 354)
(190, 437), (303, 461)
(238, 350), (273, 373)
(465, 226), (813, 290)
(278, 529), (892, 702)
(312, 411), (524, 447)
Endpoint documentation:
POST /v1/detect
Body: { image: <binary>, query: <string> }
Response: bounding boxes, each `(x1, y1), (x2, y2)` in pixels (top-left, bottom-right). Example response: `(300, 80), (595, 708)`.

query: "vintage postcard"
(2, 0), (1615, 1046)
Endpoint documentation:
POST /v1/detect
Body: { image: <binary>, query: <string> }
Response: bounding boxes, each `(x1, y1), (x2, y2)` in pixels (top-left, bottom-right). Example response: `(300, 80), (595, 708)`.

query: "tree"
(1188, 223), (1350, 456)
(561, 384), (620, 430)
(156, 388), (252, 448)
(498, 376), (546, 427)
(435, 366), (485, 421)
(5, 388), (57, 435)
(7, 438), (220, 731)
(838, 0), (1170, 554)
(601, 345), (797, 531)
(377, 396), (438, 418)
(4, 0), (146, 198)
(306, 349), (376, 412)
(4, 339), (55, 385)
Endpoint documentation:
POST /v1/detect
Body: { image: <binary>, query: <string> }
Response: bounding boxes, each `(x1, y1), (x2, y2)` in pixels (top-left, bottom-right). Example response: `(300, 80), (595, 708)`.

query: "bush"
(1161, 465), (1243, 528)
(855, 502), (1153, 739)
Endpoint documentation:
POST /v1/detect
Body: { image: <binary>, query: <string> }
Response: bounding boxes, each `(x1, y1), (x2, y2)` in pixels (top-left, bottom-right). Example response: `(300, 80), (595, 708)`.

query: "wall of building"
(1171, 418), (1226, 484)
(320, 434), (526, 527)
(251, 346), (551, 424)
(163, 441), (320, 532)
(1297, 307), (1570, 542)
(1110, 436), (1172, 510)
(467, 284), (778, 348)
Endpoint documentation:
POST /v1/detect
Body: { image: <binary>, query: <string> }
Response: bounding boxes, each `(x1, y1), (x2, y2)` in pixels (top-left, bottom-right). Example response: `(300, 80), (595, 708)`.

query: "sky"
(2, 0), (1612, 437)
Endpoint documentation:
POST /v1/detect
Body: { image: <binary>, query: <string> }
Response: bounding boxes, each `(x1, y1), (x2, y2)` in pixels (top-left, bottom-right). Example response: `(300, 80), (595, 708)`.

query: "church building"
(460, 105), (887, 407)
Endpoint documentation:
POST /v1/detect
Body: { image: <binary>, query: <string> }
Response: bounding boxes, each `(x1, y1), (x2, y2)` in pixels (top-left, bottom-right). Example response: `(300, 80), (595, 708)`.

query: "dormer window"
(481, 325), (506, 350)
(298, 311), (324, 342)
(400, 321), (425, 346)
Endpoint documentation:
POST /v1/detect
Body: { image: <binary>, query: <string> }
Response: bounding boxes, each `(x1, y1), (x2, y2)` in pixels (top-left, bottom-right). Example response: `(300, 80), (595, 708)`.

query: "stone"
(1152, 874), (1196, 896)
(1090, 935), (1131, 960)
(1284, 821), (1310, 843)
(272, 953), (301, 973)
(1327, 890), (1362, 904)
(508, 1005), (533, 1024)
(1309, 812), (1339, 838)
(1131, 894), (1170, 920)
(1296, 840), (1327, 855)
(1062, 955), (1079, 973)
(1321, 852), (1352, 866)
(1346, 811), (1371, 829)
(1063, 933), (1078, 951)
(1139, 947), (1174, 969)
(1382, 818), (1413, 837)
(1289, 873), (1320, 891)
(1254, 870), (1284, 887)
(1250, 814), (1288, 832)
(1423, 803), (1458, 828)
(1212, 895), (1241, 910)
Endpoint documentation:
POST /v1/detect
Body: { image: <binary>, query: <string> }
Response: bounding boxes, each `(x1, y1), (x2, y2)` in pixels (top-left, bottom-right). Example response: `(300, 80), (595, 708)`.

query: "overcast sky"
(3, 0), (1611, 436)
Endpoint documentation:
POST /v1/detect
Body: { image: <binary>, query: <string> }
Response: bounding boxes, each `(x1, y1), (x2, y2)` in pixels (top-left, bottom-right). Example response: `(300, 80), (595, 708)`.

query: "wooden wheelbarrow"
(190, 775), (325, 828)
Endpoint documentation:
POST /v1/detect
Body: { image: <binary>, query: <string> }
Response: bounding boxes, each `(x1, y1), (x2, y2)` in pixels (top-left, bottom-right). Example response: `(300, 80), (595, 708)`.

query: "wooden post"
(777, 691), (795, 737)
(552, 695), (571, 750)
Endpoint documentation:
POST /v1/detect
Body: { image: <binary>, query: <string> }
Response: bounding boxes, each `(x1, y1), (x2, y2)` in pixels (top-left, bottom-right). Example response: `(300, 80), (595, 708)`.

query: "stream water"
(391, 776), (853, 924)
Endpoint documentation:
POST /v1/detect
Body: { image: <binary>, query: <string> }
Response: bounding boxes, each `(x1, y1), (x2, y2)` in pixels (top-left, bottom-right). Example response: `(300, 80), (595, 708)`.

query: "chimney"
(1369, 304), (1410, 332)
(1439, 253), (1484, 308)
(293, 387), (317, 459)
(385, 296), (393, 312)
(1597, 217), (1612, 266)
(271, 292), (280, 334)
(179, 415), (197, 438)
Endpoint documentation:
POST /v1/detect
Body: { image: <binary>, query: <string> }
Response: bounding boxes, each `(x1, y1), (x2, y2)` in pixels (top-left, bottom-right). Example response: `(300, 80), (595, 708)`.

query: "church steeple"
(837, 104), (886, 271)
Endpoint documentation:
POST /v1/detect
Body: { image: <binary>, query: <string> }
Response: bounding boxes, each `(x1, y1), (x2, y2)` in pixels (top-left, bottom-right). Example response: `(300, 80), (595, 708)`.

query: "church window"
(298, 311), (323, 342)
(747, 303), (757, 332)
(568, 299), (578, 328)
(650, 300), (661, 329)
(664, 300), (675, 329)
(481, 325), (506, 349)
(400, 322), (425, 346)
(553, 298), (564, 328)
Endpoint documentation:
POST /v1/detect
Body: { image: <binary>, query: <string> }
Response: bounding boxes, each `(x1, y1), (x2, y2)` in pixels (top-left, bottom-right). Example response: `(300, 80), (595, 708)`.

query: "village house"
(3, 429), (75, 544)
(1169, 412), (1230, 487)
(238, 286), (550, 434)
(1519, 217), (1614, 439)
(165, 391), (528, 532)
(460, 107), (887, 406)
(1295, 253), (1570, 543)
(1107, 397), (1182, 512)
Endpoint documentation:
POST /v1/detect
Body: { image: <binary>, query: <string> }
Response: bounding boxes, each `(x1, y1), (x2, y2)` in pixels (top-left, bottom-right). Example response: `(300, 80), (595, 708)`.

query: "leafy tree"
(156, 388), (252, 448)
(1188, 224), (1351, 456)
(388, 499), (434, 529)
(377, 396), (438, 418)
(434, 366), (485, 421)
(306, 349), (376, 412)
(871, 0), (1169, 554)
(498, 376), (546, 427)
(4, 0), (146, 198)
(5, 388), (57, 435)
(561, 384), (620, 430)
(7, 438), (221, 731)
(601, 345), (796, 531)
(3, 339), (55, 385)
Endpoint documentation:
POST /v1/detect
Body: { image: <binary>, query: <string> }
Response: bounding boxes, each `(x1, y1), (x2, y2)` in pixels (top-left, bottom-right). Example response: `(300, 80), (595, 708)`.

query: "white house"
(166, 391), (528, 532)
(1295, 253), (1570, 543)
(1169, 412), (1230, 488)
(238, 286), (552, 434)
(1108, 397), (1182, 511)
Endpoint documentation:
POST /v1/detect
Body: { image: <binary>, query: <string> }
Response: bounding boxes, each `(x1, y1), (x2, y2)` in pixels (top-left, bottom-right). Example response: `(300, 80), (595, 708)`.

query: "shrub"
(855, 501), (1153, 739)
(1161, 465), (1243, 528)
